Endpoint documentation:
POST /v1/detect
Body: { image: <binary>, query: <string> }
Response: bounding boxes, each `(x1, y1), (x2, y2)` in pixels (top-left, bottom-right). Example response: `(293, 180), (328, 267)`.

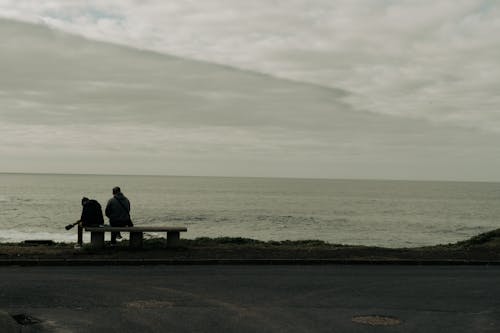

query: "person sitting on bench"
(77, 197), (105, 246)
(105, 186), (133, 244)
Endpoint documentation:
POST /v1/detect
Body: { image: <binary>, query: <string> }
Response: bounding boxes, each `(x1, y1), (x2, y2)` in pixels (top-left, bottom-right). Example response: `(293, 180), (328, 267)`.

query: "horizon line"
(0, 171), (498, 184)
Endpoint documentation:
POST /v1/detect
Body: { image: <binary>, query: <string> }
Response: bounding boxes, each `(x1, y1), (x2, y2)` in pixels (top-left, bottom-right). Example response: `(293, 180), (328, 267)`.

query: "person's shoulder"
(118, 193), (129, 201)
(89, 199), (102, 206)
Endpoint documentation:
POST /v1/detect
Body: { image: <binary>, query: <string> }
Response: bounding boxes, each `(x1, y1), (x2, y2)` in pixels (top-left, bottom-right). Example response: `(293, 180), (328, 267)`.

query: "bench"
(84, 226), (188, 249)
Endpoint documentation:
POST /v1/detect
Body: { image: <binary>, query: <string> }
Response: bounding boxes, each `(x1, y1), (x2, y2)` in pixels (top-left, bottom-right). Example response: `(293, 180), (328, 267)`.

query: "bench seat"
(84, 226), (187, 249)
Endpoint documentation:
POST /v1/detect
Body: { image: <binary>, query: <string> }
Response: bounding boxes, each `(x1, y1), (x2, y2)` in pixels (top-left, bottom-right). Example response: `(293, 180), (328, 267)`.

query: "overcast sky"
(1, 1), (499, 181)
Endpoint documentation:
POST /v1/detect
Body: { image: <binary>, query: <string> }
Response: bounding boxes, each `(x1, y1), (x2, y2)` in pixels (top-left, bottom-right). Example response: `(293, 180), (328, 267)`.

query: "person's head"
(112, 186), (121, 195)
(81, 197), (89, 206)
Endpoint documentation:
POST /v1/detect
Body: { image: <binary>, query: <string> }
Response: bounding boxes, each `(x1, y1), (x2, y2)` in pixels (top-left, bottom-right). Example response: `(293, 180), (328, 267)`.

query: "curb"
(0, 258), (500, 266)
(0, 311), (18, 333)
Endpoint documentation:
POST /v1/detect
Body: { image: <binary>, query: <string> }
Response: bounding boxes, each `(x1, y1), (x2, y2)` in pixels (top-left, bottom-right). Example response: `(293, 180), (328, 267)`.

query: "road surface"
(0, 265), (499, 332)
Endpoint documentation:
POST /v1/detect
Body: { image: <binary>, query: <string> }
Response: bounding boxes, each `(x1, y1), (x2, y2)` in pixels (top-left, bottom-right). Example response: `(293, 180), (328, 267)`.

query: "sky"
(0, 1), (499, 181)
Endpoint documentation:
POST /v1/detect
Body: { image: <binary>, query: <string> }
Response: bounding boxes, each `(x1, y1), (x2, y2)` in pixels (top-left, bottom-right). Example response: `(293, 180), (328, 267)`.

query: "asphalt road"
(0, 265), (499, 332)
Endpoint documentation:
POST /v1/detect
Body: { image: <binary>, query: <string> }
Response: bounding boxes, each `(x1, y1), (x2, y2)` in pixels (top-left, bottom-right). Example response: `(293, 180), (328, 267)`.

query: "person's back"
(105, 186), (133, 244)
(105, 191), (131, 224)
(81, 198), (104, 227)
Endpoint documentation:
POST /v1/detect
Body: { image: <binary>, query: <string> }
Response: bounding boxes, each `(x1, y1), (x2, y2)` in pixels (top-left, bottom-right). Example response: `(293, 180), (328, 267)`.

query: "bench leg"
(130, 231), (143, 249)
(90, 231), (104, 249)
(167, 231), (180, 247)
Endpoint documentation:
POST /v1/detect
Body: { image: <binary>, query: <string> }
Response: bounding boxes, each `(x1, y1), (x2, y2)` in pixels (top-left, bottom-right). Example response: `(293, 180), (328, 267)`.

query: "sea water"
(0, 173), (499, 247)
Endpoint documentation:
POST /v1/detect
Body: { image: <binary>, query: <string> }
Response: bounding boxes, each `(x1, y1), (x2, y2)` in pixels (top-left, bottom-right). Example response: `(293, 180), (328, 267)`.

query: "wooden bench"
(84, 226), (187, 249)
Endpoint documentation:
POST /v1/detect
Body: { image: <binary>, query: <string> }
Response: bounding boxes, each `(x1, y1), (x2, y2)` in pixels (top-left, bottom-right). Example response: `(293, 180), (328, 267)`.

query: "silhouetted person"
(77, 197), (105, 246)
(105, 186), (133, 244)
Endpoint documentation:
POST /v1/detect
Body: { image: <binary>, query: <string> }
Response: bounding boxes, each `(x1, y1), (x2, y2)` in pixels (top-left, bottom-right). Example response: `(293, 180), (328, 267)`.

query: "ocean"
(0, 173), (499, 247)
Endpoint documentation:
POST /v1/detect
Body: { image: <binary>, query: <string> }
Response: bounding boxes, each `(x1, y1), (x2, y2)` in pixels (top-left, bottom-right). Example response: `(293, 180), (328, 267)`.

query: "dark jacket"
(105, 192), (131, 224)
(80, 199), (105, 227)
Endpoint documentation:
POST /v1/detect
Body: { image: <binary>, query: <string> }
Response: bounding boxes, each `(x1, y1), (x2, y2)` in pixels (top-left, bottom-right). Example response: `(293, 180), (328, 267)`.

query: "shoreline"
(1, 229), (500, 265)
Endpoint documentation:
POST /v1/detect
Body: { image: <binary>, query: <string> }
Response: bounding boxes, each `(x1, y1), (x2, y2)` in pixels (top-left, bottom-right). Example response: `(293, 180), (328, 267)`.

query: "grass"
(1, 229), (500, 261)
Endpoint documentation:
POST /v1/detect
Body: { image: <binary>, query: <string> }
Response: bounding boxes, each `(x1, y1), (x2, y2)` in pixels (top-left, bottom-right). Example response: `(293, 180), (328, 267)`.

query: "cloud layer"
(1, 18), (500, 180)
(1, 0), (499, 133)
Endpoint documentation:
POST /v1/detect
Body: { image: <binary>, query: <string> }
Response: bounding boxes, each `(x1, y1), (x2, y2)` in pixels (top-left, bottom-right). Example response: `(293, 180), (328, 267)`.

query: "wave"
(0, 196), (35, 203)
(142, 215), (209, 224)
(0, 229), (77, 243)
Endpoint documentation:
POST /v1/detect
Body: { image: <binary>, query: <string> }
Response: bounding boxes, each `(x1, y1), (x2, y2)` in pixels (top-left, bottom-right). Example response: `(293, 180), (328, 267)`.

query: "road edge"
(1, 258), (500, 266)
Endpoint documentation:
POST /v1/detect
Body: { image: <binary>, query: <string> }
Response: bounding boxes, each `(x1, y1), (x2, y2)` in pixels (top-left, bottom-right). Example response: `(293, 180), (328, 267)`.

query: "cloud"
(1, 18), (500, 180)
(0, 0), (499, 133)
